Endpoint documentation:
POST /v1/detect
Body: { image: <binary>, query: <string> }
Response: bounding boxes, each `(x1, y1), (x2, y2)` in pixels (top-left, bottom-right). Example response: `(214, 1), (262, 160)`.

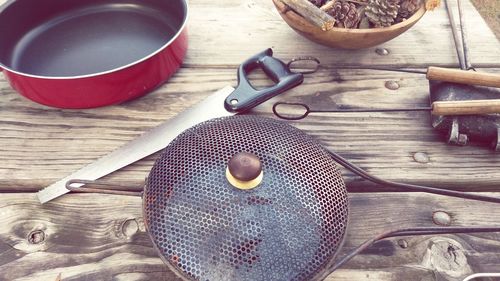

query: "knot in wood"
(423, 238), (472, 278)
(28, 230), (45, 244)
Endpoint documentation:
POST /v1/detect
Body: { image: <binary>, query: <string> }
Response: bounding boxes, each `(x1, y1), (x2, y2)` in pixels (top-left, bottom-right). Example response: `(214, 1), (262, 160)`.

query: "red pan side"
(2, 29), (187, 109)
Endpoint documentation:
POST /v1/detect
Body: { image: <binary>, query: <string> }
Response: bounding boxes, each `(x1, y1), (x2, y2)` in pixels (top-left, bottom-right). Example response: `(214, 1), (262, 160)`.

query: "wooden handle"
(426, 66), (500, 88)
(431, 100), (500, 116)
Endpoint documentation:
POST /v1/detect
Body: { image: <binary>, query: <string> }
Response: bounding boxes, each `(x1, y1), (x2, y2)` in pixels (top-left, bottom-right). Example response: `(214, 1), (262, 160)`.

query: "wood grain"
(0, 0), (498, 67)
(0, 192), (499, 281)
(0, 0), (499, 279)
(184, 0), (500, 67)
(1, 68), (500, 193)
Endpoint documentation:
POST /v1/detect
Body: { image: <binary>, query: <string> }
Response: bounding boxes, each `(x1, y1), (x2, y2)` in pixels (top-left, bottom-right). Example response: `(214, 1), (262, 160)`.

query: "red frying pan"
(0, 0), (188, 108)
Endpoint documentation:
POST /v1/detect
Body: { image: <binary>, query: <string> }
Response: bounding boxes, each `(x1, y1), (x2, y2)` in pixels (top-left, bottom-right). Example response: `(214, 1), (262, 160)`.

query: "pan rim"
(0, 0), (190, 80)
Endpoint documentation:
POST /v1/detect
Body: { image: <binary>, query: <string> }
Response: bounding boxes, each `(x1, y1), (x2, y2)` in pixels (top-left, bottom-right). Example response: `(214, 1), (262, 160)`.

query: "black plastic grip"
(224, 48), (304, 113)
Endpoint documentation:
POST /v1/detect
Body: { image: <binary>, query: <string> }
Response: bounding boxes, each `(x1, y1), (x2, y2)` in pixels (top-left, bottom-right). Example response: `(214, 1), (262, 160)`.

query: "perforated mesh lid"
(143, 115), (349, 281)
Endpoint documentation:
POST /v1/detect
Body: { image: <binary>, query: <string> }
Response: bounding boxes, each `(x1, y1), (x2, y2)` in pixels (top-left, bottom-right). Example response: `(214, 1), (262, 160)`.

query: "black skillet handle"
(224, 48), (304, 113)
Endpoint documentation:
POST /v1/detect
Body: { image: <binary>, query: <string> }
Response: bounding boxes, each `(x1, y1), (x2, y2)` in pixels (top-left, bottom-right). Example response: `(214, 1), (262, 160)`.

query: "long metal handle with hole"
(427, 67), (500, 88)
(431, 99), (500, 115)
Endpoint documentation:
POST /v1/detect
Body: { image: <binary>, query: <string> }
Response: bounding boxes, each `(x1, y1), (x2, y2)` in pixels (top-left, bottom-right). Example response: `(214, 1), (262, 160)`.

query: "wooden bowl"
(272, 0), (426, 49)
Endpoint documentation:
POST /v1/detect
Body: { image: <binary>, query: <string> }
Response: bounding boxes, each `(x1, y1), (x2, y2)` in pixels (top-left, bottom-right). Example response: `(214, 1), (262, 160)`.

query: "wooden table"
(1, 0), (499, 280)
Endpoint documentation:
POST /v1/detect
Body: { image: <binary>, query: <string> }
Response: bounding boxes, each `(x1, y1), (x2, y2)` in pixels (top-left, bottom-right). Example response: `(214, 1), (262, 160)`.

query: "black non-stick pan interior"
(0, 0), (187, 77)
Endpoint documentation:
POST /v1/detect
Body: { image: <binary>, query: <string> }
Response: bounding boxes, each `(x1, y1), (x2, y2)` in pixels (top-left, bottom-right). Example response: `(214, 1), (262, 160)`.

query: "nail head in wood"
(385, 80), (400, 90)
(122, 219), (139, 238)
(413, 152), (430, 164)
(432, 211), (452, 226)
(397, 239), (409, 249)
(375, 48), (390, 56)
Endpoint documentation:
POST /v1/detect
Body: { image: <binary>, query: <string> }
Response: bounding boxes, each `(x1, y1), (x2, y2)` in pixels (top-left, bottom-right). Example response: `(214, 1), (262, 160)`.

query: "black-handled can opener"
(37, 48), (304, 203)
(225, 48), (303, 112)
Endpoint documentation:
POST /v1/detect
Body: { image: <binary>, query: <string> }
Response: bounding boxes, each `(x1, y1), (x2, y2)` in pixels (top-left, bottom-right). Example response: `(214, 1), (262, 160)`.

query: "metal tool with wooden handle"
(431, 99), (500, 115)
(428, 0), (500, 150)
(356, 66), (500, 88)
(272, 99), (500, 121)
(429, 80), (500, 150)
(427, 67), (500, 88)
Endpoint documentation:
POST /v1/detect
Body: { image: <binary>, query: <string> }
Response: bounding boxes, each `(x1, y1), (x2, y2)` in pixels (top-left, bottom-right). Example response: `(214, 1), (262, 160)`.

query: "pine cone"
(397, 0), (422, 21)
(365, 0), (400, 27)
(308, 0), (326, 7)
(326, 1), (361, 28)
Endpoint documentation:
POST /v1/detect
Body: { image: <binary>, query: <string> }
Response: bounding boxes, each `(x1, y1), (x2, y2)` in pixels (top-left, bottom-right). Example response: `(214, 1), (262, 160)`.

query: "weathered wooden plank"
(0, 192), (499, 281)
(183, 0), (500, 67)
(0, 1), (498, 280)
(0, 0), (497, 68)
(1, 68), (499, 192)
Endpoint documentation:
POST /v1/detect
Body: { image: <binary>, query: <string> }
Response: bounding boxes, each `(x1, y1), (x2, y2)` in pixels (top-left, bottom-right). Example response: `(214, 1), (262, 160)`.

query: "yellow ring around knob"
(226, 167), (263, 190)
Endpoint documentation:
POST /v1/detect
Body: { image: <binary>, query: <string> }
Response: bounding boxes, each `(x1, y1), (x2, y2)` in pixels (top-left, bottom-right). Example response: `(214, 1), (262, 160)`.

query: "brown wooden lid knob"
(226, 152), (263, 190)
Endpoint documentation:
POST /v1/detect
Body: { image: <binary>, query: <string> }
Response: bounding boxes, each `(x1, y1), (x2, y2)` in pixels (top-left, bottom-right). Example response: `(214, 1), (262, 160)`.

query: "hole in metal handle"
(272, 102), (311, 120)
(287, 56), (320, 75)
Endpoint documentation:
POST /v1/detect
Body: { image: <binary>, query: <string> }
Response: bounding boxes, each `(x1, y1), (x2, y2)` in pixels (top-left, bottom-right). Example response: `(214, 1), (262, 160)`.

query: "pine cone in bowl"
(326, 2), (361, 28)
(397, 0), (424, 22)
(272, 0), (428, 49)
(365, 0), (400, 27)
